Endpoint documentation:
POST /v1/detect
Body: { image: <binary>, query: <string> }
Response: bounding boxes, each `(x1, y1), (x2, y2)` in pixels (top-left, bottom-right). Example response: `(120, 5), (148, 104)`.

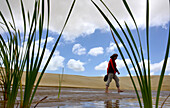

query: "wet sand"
(30, 87), (170, 107)
(22, 73), (170, 107)
(1, 70), (170, 107)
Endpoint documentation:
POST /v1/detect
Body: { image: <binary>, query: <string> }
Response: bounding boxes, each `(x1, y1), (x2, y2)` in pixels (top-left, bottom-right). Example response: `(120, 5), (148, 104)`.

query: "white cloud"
(88, 47), (104, 56)
(41, 50), (65, 71)
(126, 74), (130, 76)
(116, 59), (131, 69)
(0, 0), (168, 41)
(130, 58), (170, 75)
(19, 37), (55, 57)
(0, 36), (64, 71)
(0, 57), (3, 67)
(95, 59), (131, 71)
(106, 42), (123, 53)
(35, 37), (64, 71)
(150, 72), (155, 75)
(150, 57), (170, 75)
(31, 39), (65, 71)
(72, 44), (86, 55)
(95, 61), (108, 70)
(67, 59), (85, 71)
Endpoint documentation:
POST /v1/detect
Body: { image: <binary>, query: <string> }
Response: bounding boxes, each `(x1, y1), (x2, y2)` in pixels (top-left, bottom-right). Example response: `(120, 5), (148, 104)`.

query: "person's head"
(110, 53), (118, 60)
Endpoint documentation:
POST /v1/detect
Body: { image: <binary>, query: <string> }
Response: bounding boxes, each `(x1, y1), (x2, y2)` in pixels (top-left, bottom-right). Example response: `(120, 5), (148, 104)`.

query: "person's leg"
(105, 86), (109, 93)
(113, 74), (123, 93)
(105, 73), (113, 93)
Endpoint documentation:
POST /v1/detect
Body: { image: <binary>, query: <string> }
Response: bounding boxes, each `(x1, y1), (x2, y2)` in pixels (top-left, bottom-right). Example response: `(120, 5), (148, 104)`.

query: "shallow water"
(31, 87), (170, 108)
(53, 97), (170, 108)
(0, 87), (170, 107)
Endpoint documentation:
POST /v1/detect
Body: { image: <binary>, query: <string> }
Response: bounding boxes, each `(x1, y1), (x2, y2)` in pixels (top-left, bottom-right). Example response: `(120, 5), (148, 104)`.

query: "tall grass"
(0, 0), (76, 107)
(58, 68), (64, 99)
(91, 0), (170, 107)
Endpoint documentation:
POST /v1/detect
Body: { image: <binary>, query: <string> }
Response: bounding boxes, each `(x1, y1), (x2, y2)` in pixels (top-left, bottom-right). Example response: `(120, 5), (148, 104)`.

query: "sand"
(22, 72), (170, 107)
(21, 72), (170, 91)
(0, 71), (170, 107)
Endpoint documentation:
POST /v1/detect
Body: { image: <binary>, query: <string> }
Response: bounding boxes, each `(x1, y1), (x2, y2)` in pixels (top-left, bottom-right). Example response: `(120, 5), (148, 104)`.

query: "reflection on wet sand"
(3, 87), (167, 107)
(105, 100), (119, 108)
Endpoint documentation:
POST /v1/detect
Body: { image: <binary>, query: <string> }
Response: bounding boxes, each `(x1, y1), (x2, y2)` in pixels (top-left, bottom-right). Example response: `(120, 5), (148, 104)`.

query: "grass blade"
(155, 25), (170, 108)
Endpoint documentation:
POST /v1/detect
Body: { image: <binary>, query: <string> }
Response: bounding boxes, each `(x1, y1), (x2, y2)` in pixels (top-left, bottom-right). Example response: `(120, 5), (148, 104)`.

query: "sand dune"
(21, 72), (170, 91)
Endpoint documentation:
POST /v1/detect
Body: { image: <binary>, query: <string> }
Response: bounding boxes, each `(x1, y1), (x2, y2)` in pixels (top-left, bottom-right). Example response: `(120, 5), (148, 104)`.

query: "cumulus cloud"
(20, 37), (55, 55)
(116, 59), (131, 69)
(21, 37), (64, 71)
(40, 50), (65, 71)
(72, 44), (86, 55)
(0, 0), (169, 41)
(0, 36), (64, 71)
(150, 58), (170, 75)
(130, 58), (170, 75)
(43, 37), (55, 43)
(34, 37), (65, 71)
(0, 57), (3, 67)
(88, 47), (104, 56)
(95, 61), (108, 70)
(106, 42), (123, 53)
(67, 59), (85, 71)
(95, 59), (131, 71)
(130, 59), (148, 72)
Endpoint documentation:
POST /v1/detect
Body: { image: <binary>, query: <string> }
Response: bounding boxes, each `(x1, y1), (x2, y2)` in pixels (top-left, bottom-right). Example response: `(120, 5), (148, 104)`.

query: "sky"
(0, 0), (169, 76)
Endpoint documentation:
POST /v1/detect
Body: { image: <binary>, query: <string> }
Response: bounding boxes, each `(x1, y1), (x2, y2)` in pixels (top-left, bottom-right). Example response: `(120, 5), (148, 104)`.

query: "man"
(105, 53), (123, 93)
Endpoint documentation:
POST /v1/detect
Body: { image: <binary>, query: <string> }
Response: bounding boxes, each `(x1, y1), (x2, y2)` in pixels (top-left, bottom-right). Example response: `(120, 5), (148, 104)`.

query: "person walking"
(105, 53), (123, 93)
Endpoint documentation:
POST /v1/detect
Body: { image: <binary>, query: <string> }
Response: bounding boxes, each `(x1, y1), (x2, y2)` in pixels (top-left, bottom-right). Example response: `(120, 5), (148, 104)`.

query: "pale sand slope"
(21, 72), (170, 91)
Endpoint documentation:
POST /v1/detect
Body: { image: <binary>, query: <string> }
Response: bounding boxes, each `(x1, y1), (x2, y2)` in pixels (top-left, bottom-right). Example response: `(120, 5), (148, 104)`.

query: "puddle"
(54, 97), (170, 108)
(0, 87), (170, 108)
(32, 96), (170, 108)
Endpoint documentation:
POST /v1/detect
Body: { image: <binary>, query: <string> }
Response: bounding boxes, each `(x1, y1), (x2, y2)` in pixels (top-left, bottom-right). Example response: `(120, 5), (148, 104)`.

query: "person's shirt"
(107, 58), (119, 74)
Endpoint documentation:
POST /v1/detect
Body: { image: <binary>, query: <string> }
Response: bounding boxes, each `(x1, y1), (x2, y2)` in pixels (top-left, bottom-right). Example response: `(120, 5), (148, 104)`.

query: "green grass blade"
(5, 0), (16, 30)
(122, 0), (148, 77)
(23, 2), (38, 106)
(20, 0), (27, 37)
(100, 0), (144, 93)
(146, 0), (152, 107)
(28, 11), (30, 26)
(122, 0), (150, 106)
(100, 0), (141, 61)
(91, 1), (143, 107)
(0, 12), (12, 37)
(110, 29), (142, 108)
(58, 68), (64, 99)
(155, 25), (170, 108)
(30, 0), (77, 105)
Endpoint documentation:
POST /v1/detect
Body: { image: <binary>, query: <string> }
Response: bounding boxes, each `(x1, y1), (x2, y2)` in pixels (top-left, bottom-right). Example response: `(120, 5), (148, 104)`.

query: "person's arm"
(107, 60), (110, 75)
(110, 59), (117, 74)
(112, 59), (120, 74)
(114, 63), (120, 74)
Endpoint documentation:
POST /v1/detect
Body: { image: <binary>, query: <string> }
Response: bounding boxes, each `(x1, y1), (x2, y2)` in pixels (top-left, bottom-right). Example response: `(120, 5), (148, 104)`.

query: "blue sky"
(2, 25), (169, 77)
(42, 25), (170, 76)
(0, 0), (169, 76)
